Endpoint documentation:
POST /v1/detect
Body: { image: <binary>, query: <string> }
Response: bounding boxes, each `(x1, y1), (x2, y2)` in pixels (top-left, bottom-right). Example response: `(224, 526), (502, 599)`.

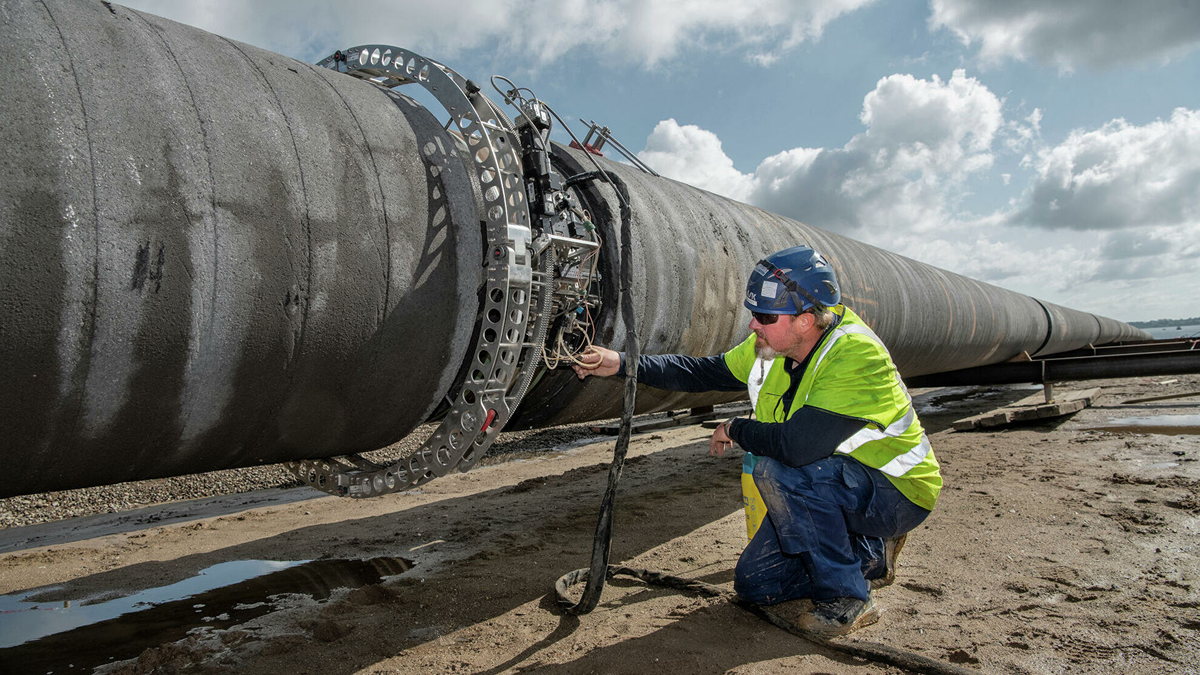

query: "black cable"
(554, 171), (636, 616)
(543, 103), (628, 208)
(489, 75), (537, 108)
(563, 170), (624, 191)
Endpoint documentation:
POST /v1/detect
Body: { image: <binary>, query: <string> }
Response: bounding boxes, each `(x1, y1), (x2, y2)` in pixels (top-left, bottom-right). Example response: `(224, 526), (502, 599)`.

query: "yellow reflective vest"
(724, 306), (942, 513)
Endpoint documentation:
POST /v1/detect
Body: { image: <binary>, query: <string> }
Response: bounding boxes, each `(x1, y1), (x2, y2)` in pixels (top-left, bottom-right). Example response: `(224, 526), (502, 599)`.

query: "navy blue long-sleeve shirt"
(618, 348), (866, 468)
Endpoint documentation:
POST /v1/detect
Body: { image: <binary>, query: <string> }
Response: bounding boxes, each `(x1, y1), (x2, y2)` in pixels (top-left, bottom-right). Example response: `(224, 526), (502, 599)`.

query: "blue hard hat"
(743, 245), (841, 314)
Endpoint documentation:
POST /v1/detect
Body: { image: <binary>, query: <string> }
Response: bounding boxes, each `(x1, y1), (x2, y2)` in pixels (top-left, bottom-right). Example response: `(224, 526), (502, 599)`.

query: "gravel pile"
(0, 421), (613, 530)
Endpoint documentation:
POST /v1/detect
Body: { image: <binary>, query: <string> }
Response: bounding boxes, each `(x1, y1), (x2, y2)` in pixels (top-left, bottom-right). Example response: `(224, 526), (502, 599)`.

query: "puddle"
(1086, 414), (1200, 436)
(915, 386), (986, 413)
(0, 556), (412, 673)
(924, 389), (982, 407)
(916, 384), (1041, 415)
(1148, 462), (1181, 470)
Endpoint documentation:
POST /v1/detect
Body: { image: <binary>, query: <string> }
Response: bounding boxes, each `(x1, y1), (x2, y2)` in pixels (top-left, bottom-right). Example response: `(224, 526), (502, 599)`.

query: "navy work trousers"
(733, 455), (931, 605)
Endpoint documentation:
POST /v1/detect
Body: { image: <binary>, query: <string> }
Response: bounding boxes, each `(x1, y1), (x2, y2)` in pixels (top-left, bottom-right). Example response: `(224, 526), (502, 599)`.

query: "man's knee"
(735, 548), (778, 603)
(734, 564), (781, 605)
(734, 544), (814, 606)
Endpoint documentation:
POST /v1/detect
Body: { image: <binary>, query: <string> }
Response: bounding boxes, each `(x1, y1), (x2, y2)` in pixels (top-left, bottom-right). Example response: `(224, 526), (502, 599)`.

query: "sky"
(121, 0), (1200, 322)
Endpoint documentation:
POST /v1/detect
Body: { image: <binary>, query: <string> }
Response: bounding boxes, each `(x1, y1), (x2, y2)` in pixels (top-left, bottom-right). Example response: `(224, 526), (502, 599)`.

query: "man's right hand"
(572, 346), (621, 379)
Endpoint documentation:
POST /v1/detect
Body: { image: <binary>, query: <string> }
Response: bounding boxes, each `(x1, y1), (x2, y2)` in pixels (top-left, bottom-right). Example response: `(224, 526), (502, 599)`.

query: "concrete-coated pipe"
(0, 0), (481, 495)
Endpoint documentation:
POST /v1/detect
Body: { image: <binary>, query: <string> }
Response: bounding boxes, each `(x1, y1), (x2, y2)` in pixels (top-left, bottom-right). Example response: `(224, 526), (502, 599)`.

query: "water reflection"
(1088, 414), (1200, 436)
(0, 557), (412, 673)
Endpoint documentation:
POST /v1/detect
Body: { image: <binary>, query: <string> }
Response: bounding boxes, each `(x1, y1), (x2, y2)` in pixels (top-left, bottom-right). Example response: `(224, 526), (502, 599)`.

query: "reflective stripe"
(834, 424), (930, 479)
(812, 323), (888, 371)
(834, 405), (915, 455)
(819, 322), (928, 478)
(877, 434), (932, 477)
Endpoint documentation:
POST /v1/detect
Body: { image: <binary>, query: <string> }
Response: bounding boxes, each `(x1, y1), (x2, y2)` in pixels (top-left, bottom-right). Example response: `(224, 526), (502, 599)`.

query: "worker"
(573, 245), (941, 635)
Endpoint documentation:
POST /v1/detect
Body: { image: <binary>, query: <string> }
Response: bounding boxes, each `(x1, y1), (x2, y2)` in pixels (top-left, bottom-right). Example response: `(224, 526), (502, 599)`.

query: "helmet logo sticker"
(761, 280), (778, 299)
(746, 290), (758, 305)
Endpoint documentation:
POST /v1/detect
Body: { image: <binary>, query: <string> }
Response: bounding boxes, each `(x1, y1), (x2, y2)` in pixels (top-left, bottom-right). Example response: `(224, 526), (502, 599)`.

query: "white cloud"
(883, 222), (1200, 322)
(749, 69), (1003, 239)
(121, 0), (875, 66)
(638, 70), (1004, 242)
(929, 109), (1200, 318)
(887, 106), (1200, 318)
(1011, 108), (1200, 231)
(1002, 108), (1041, 154)
(889, 229), (1096, 288)
(638, 120), (754, 201)
(929, 0), (1200, 70)
(1089, 225), (1200, 283)
(636, 68), (1053, 300)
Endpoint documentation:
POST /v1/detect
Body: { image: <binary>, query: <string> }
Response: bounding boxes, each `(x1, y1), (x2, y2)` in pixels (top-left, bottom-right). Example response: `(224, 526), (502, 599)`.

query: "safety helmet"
(743, 245), (841, 314)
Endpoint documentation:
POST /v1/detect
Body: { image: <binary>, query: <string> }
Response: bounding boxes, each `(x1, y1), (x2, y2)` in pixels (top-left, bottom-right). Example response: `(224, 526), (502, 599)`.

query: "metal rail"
(906, 348), (1200, 388)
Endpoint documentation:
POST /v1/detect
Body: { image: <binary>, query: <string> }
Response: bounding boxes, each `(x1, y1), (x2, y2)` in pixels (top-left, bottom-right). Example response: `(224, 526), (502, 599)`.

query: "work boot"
(869, 533), (907, 590)
(799, 594), (881, 636)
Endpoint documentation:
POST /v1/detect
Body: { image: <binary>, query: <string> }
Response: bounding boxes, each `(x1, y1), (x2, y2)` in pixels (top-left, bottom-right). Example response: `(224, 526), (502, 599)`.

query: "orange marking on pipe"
(969, 294), (977, 341)
(843, 295), (879, 307)
(937, 276), (953, 339)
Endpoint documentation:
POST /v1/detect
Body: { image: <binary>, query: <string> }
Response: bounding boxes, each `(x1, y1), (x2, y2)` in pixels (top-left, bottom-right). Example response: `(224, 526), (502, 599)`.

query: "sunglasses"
(751, 311), (781, 325)
(751, 309), (811, 325)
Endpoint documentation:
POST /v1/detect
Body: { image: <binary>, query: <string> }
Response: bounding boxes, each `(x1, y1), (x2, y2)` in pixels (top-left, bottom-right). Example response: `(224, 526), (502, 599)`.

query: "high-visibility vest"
(726, 306), (941, 539)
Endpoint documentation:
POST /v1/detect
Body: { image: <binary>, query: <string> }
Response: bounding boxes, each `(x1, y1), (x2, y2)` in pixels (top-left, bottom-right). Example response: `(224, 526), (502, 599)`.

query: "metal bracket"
(582, 121), (659, 176)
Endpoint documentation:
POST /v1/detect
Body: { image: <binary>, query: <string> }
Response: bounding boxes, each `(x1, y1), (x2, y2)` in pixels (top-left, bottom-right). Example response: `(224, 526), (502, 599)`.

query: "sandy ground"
(1, 375), (1199, 675)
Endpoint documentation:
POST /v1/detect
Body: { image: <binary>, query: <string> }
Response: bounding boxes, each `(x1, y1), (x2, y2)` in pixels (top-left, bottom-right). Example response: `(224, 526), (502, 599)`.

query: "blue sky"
(123, 0), (1200, 322)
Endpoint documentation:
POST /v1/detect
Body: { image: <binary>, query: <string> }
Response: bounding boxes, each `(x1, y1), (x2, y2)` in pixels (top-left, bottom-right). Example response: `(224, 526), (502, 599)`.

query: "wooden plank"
(978, 411), (1013, 427)
(952, 419), (979, 432)
(1009, 407), (1044, 423)
(977, 411), (1016, 428)
(952, 388), (1101, 431)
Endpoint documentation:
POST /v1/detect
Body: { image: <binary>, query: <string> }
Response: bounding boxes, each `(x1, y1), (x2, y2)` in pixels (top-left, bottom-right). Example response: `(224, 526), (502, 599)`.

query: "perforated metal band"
(287, 46), (547, 497)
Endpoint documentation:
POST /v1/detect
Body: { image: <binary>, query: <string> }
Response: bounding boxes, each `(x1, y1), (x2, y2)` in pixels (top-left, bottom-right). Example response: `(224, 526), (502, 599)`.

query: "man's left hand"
(709, 422), (734, 457)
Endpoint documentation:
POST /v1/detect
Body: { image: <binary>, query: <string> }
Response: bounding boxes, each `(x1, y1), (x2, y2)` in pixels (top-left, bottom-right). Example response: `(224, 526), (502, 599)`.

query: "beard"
(754, 338), (782, 361)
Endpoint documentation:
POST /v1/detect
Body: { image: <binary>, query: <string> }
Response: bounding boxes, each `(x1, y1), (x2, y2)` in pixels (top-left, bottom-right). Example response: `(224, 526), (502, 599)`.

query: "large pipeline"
(0, 0), (1148, 498)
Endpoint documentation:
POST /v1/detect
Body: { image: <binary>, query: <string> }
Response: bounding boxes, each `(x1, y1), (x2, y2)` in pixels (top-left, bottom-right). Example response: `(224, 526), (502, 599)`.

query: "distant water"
(1142, 324), (1200, 339)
